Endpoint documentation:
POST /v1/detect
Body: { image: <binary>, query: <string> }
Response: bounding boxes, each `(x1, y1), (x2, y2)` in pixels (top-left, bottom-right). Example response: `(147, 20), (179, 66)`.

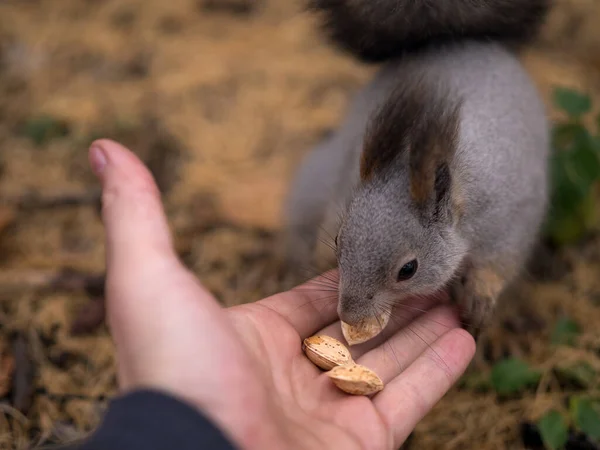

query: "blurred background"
(0, 0), (600, 449)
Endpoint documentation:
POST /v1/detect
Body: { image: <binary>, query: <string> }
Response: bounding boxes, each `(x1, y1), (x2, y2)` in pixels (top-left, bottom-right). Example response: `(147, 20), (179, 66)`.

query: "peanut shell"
(302, 335), (353, 370)
(341, 311), (391, 346)
(327, 363), (384, 396)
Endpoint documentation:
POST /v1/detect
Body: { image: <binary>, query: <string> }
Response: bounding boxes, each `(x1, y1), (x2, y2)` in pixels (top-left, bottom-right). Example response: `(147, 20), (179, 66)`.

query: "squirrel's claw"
(450, 264), (507, 340)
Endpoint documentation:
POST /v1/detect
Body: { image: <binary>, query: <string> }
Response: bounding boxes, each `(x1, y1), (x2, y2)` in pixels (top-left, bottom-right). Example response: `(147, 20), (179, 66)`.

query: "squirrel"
(282, 0), (552, 336)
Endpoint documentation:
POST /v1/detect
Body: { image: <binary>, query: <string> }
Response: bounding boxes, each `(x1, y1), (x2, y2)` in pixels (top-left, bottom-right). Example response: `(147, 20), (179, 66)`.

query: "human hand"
(89, 139), (476, 450)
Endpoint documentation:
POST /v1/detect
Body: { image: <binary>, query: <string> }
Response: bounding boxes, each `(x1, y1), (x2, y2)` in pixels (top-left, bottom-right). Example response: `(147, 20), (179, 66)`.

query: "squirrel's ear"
(408, 102), (461, 224)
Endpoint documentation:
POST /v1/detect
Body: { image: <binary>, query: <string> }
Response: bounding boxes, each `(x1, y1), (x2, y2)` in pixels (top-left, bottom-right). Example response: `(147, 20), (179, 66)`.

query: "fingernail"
(90, 145), (107, 176)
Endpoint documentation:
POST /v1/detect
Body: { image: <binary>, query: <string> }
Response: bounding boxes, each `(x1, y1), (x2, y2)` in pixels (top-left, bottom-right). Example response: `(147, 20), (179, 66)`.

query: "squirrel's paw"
(451, 266), (506, 340)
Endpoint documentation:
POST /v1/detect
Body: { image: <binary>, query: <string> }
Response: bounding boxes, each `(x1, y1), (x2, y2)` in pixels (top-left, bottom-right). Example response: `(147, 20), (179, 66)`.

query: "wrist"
(126, 383), (291, 450)
(85, 388), (237, 449)
(201, 399), (294, 450)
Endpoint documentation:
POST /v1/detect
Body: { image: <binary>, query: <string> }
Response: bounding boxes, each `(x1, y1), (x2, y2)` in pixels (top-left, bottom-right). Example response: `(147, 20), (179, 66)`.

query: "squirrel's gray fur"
(283, 1), (551, 333)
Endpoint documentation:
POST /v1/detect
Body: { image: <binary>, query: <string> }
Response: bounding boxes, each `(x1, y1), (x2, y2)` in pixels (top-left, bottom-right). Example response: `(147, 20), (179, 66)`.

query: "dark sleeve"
(61, 389), (238, 450)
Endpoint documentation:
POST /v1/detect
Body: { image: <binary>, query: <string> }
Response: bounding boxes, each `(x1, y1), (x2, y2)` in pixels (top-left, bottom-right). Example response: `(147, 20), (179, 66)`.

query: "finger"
(88, 140), (228, 387)
(256, 270), (340, 339)
(355, 306), (460, 383)
(88, 140), (220, 333)
(314, 291), (447, 358)
(373, 328), (475, 447)
(89, 139), (178, 272)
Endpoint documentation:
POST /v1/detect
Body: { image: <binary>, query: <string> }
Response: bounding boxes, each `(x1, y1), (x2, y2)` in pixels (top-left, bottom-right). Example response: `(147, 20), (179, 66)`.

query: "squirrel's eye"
(334, 234), (339, 247)
(397, 259), (418, 281)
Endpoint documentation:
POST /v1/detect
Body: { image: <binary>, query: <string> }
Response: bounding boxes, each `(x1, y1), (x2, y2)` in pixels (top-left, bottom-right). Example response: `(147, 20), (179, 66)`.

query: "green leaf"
(554, 362), (597, 389)
(552, 123), (589, 151)
(579, 187), (600, 230)
(553, 87), (592, 118)
(543, 189), (597, 246)
(569, 134), (600, 188)
(549, 150), (588, 215)
(570, 397), (600, 441)
(20, 115), (70, 146)
(490, 358), (542, 396)
(545, 94), (600, 248)
(551, 317), (581, 346)
(545, 133), (600, 246)
(538, 410), (569, 450)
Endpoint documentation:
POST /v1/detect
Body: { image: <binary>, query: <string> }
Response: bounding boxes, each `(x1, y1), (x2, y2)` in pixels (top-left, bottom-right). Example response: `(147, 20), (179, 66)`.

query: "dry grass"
(0, 0), (600, 449)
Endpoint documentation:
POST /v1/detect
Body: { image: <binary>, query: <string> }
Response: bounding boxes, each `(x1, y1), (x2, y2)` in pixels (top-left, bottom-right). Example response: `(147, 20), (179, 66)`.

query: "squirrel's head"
(335, 81), (468, 326)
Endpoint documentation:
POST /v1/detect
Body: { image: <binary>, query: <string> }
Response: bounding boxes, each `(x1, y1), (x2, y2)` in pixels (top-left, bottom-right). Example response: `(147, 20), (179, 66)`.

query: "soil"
(0, 0), (599, 449)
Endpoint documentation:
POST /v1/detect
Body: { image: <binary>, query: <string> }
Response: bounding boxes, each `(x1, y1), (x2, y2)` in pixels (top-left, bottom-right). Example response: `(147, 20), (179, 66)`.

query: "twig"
(11, 333), (34, 414)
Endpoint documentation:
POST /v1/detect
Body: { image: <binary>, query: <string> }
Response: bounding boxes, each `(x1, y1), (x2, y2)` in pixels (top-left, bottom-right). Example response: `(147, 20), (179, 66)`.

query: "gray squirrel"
(282, 0), (552, 336)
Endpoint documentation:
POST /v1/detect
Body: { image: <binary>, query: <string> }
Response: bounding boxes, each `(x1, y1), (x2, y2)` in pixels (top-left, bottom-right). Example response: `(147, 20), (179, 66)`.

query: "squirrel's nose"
(337, 294), (371, 326)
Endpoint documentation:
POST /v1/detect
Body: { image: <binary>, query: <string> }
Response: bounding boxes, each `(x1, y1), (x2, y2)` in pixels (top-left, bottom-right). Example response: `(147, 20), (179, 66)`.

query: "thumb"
(88, 140), (234, 394)
(89, 138), (193, 343)
(89, 139), (179, 275)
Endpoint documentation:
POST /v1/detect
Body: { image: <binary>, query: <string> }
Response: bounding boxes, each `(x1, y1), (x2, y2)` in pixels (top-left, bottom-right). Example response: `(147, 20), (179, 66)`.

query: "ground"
(0, 0), (600, 449)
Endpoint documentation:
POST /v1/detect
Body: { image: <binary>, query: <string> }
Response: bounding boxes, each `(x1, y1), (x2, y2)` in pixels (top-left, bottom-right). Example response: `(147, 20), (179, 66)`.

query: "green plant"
(19, 114), (71, 146)
(534, 397), (600, 449)
(570, 396), (600, 442)
(538, 410), (569, 450)
(551, 316), (581, 346)
(490, 358), (541, 396)
(544, 87), (600, 246)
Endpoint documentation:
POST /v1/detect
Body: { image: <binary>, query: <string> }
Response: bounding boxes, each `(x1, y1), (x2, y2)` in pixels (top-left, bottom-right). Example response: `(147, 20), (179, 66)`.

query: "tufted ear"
(360, 77), (463, 224)
(408, 100), (461, 224)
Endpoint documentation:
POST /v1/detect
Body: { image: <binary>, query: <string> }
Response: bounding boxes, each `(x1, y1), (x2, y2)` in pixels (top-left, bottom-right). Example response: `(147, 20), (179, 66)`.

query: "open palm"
(91, 139), (476, 450)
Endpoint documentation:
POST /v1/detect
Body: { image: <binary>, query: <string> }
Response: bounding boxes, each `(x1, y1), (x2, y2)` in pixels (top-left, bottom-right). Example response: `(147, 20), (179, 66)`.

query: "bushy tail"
(309, 0), (551, 62)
